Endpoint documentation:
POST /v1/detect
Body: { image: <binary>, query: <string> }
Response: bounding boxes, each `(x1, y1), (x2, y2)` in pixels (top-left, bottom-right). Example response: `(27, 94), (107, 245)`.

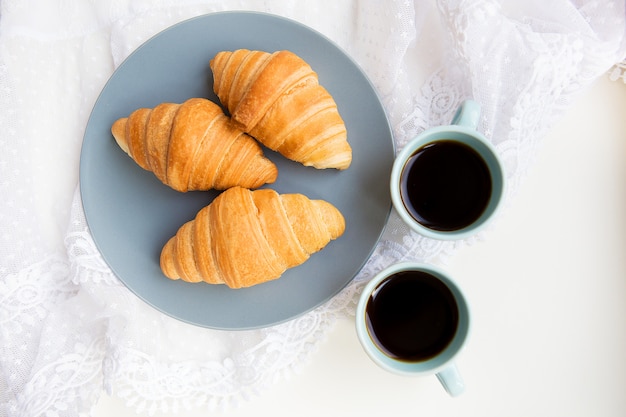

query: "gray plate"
(80, 11), (394, 330)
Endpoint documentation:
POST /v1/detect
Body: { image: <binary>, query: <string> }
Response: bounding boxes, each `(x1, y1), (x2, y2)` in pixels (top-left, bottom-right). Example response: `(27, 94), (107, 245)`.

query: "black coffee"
(365, 271), (459, 362)
(401, 140), (492, 231)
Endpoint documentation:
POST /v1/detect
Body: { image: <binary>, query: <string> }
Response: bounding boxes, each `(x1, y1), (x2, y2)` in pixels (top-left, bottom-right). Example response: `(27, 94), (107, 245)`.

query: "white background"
(94, 76), (626, 417)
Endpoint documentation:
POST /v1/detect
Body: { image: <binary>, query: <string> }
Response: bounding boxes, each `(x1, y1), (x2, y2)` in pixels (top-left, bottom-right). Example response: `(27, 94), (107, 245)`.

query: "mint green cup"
(390, 100), (505, 240)
(356, 262), (470, 397)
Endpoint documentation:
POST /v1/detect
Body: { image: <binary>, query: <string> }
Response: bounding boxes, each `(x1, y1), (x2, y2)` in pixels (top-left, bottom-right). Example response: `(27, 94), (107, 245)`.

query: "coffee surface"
(365, 271), (459, 362)
(400, 140), (492, 231)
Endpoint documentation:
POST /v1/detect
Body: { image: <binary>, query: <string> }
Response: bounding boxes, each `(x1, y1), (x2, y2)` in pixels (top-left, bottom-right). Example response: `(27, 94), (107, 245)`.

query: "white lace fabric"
(1, 0), (625, 415)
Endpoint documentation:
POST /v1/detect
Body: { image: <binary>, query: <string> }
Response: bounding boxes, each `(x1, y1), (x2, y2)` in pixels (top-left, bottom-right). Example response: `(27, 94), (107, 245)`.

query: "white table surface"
(93, 75), (626, 417)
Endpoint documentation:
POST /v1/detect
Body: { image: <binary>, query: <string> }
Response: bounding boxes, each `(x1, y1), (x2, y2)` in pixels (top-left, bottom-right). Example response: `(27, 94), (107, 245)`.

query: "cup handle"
(451, 99), (480, 129)
(436, 363), (465, 397)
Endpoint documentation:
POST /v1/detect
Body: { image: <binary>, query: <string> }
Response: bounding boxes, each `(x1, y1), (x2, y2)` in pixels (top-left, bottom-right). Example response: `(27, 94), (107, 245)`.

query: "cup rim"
(356, 262), (471, 376)
(390, 126), (505, 240)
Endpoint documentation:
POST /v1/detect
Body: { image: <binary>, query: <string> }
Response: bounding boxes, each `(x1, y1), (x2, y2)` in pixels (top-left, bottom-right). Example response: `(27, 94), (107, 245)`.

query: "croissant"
(111, 97), (278, 192)
(210, 49), (352, 170)
(160, 186), (346, 288)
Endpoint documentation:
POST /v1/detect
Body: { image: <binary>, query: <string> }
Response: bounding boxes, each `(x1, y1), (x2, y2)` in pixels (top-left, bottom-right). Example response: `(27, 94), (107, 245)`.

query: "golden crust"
(210, 49), (352, 170)
(110, 98), (278, 192)
(159, 187), (345, 289)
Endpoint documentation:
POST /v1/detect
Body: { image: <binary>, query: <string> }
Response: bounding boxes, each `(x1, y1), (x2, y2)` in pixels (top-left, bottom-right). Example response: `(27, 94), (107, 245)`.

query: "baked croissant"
(111, 97), (278, 192)
(160, 186), (346, 288)
(210, 49), (352, 170)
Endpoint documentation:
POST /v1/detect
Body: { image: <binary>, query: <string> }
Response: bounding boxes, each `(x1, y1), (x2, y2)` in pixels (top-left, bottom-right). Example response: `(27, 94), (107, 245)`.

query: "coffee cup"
(390, 100), (505, 240)
(355, 262), (470, 396)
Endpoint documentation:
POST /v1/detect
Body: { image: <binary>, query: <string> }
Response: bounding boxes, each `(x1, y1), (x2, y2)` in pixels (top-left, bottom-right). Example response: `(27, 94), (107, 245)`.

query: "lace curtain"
(1, 0), (625, 415)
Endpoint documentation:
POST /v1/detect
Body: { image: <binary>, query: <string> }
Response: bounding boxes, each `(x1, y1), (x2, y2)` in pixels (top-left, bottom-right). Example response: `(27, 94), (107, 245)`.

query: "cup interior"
(356, 263), (470, 376)
(390, 126), (505, 240)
